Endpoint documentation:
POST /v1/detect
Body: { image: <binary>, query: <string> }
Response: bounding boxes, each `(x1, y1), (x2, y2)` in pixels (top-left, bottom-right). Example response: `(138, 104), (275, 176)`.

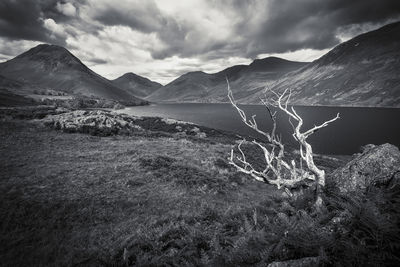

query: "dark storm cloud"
(242, 0), (400, 57)
(0, 0), (84, 45)
(237, 0), (400, 57)
(88, 0), (400, 60)
(87, 57), (108, 65)
(1, 0), (399, 83)
(93, 1), (165, 33)
(0, 0), (50, 42)
(91, 0), (189, 59)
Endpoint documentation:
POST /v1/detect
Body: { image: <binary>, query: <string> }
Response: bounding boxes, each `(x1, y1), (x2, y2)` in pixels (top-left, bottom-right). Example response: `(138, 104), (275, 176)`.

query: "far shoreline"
(143, 101), (400, 109)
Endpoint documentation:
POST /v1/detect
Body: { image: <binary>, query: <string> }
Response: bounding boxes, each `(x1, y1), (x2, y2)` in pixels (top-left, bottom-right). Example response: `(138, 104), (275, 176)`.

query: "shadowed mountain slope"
(147, 57), (308, 103)
(111, 72), (162, 98)
(243, 21), (400, 107)
(148, 22), (400, 107)
(0, 44), (146, 105)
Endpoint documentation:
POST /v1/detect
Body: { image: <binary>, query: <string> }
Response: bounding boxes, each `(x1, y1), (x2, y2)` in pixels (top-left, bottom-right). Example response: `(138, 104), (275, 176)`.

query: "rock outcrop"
(329, 143), (400, 194)
(42, 110), (143, 136)
(41, 110), (211, 138)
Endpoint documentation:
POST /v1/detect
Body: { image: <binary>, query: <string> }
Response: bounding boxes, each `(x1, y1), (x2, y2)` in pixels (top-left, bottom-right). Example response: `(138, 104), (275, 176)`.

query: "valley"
(0, 16), (399, 267)
(1, 22), (400, 108)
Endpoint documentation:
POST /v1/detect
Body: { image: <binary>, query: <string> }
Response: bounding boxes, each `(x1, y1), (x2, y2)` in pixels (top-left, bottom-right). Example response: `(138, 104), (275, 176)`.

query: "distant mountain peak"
(120, 72), (142, 79)
(111, 72), (162, 98)
(17, 44), (70, 58)
(14, 43), (84, 70)
(114, 72), (161, 85)
(185, 71), (207, 75)
(0, 44), (146, 104)
(264, 20), (400, 107)
(34, 43), (66, 51)
(252, 56), (289, 63)
(248, 56), (308, 72)
(147, 56), (308, 102)
(315, 21), (400, 66)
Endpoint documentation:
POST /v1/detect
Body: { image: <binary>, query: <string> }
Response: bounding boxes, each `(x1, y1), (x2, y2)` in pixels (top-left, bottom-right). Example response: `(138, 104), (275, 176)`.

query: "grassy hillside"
(1, 110), (399, 266)
(0, 90), (37, 107)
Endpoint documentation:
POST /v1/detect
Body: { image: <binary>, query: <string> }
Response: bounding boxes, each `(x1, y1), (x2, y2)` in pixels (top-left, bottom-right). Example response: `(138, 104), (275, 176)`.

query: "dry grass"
(1, 119), (395, 266)
(0, 120), (281, 266)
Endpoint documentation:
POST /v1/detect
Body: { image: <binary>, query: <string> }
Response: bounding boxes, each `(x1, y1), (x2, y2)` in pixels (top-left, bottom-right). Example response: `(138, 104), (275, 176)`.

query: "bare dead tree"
(227, 78), (339, 205)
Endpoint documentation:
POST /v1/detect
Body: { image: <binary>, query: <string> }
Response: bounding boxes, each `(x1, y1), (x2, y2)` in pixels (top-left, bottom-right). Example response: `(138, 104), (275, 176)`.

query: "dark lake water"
(118, 103), (400, 155)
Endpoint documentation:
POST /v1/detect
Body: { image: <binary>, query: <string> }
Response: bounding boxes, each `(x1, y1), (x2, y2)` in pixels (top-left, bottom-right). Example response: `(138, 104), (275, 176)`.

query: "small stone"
(196, 132), (207, 138)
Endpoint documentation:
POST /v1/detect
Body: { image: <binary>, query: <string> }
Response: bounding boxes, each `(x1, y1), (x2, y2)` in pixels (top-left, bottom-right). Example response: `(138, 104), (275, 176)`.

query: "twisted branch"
(227, 80), (340, 194)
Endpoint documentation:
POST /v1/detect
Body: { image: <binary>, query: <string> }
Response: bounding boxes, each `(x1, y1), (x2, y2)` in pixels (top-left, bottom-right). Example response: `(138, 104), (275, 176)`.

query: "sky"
(0, 0), (399, 84)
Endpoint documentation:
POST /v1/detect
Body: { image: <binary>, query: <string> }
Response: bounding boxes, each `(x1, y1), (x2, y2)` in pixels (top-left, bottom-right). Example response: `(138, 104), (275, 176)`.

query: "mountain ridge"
(1, 21), (399, 108)
(0, 44), (147, 105)
(244, 21), (400, 107)
(148, 21), (400, 107)
(147, 57), (308, 102)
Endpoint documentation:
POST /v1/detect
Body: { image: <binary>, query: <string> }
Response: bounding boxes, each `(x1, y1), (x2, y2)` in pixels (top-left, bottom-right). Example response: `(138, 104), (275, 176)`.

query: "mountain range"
(0, 21), (399, 107)
(148, 21), (400, 107)
(147, 57), (307, 103)
(242, 21), (400, 107)
(0, 44), (153, 105)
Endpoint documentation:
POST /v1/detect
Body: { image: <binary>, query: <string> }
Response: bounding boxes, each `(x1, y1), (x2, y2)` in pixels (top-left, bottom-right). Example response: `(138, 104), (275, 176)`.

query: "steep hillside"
(0, 90), (36, 107)
(111, 72), (162, 98)
(0, 74), (26, 91)
(147, 57), (308, 103)
(244, 21), (400, 107)
(0, 44), (146, 105)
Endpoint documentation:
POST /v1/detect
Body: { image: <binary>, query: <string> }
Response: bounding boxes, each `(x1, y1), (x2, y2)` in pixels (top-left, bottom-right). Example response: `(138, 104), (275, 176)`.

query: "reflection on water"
(118, 103), (400, 155)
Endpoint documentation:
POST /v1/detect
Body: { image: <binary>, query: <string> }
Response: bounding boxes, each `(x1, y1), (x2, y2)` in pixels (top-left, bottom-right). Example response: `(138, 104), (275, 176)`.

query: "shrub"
(214, 158), (231, 169)
(139, 156), (176, 170)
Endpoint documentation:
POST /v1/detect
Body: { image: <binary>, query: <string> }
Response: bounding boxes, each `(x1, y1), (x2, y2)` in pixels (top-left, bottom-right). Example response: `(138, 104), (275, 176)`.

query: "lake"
(117, 103), (400, 155)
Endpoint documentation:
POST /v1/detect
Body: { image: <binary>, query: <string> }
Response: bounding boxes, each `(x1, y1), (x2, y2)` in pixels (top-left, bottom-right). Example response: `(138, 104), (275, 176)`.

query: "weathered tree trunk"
(227, 79), (339, 208)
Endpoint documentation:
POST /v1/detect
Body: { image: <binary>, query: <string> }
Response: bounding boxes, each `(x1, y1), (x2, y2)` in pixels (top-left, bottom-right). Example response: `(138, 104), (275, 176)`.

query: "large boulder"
(329, 143), (400, 194)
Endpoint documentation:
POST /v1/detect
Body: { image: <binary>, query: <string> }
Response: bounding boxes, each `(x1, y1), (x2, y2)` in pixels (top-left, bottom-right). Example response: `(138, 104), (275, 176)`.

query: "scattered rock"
(359, 144), (376, 153)
(329, 143), (400, 194)
(40, 109), (216, 139)
(267, 256), (320, 267)
(190, 127), (207, 138)
(196, 132), (207, 138)
(42, 110), (143, 136)
(161, 118), (190, 125)
(276, 212), (290, 224)
(191, 127), (200, 133)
